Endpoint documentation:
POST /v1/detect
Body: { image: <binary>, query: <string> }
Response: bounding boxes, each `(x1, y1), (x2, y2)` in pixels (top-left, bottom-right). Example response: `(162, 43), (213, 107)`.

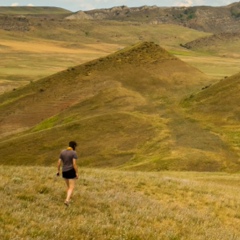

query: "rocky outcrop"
(0, 15), (30, 31)
(65, 3), (240, 33)
(2, 3), (240, 33)
(65, 11), (93, 20)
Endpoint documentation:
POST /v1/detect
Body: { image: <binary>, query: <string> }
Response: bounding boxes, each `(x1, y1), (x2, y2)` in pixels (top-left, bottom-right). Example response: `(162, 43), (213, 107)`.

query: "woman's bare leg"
(65, 179), (75, 203)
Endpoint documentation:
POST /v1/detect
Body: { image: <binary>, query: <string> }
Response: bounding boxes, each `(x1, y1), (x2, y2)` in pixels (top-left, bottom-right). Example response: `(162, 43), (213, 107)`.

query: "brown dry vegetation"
(1, 6), (240, 171)
(0, 41), (240, 171)
(1, 6), (240, 239)
(0, 6), (71, 15)
(1, 166), (240, 239)
(182, 72), (240, 168)
(2, 6), (240, 92)
(182, 32), (240, 57)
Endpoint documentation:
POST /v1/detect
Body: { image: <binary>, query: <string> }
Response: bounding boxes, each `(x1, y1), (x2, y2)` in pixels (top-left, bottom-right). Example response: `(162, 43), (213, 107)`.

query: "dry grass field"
(0, 6), (71, 15)
(0, 19), (213, 94)
(1, 7), (240, 239)
(1, 166), (240, 239)
(0, 30), (120, 94)
(1, 19), (240, 93)
(1, 22), (240, 172)
(3, 42), (233, 171)
(178, 54), (240, 80)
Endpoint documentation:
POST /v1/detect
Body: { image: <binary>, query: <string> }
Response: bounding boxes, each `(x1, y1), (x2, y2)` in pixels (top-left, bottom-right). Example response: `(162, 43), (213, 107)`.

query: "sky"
(0, 0), (237, 12)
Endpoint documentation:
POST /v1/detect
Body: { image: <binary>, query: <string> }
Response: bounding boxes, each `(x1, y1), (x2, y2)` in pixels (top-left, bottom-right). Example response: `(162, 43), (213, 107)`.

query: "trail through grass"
(1, 166), (240, 239)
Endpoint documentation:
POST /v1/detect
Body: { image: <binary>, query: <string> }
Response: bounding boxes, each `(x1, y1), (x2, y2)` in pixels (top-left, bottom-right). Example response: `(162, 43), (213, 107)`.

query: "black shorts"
(62, 168), (76, 179)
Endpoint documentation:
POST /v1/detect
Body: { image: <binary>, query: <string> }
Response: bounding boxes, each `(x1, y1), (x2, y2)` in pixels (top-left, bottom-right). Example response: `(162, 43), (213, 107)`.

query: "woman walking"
(57, 141), (78, 206)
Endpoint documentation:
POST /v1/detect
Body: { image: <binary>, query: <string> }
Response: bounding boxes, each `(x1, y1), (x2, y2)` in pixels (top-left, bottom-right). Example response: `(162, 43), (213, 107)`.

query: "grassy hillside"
(1, 166), (240, 239)
(1, 42), (239, 171)
(1, 14), (240, 93)
(0, 30), (119, 93)
(0, 42), (239, 171)
(74, 4), (240, 33)
(1, 4), (240, 92)
(0, 18), (218, 94)
(184, 72), (240, 122)
(182, 72), (240, 165)
(1, 9), (240, 171)
(1, 7), (240, 238)
(1, 16), (240, 93)
(183, 32), (240, 57)
(178, 32), (240, 79)
(0, 6), (71, 15)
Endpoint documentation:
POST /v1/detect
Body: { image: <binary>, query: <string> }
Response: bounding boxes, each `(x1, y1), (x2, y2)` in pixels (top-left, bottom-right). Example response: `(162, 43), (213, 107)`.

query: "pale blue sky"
(0, 0), (237, 12)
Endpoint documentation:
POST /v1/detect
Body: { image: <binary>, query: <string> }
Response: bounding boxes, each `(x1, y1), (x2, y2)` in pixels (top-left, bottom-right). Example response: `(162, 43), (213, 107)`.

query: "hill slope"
(2, 4), (240, 92)
(2, 4), (240, 34)
(0, 41), (209, 138)
(183, 72), (240, 129)
(1, 42), (239, 171)
(0, 6), (71, 15)
(182, 72), (240, 169)
(182, 32), (240, 57)
(0, 14), (213, 94)
(67, 3), (240, 33)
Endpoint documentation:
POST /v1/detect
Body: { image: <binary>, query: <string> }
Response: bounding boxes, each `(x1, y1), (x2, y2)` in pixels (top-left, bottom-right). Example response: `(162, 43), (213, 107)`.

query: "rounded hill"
(1, 42), (239, 172)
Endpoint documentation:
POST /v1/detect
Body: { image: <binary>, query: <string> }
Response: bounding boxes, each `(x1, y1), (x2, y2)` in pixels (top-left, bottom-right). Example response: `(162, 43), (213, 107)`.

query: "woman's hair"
(69, 141), (77, 150)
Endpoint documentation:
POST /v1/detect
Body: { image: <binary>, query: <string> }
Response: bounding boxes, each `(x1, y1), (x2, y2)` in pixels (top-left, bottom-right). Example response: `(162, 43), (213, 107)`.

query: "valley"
(1, 4), (240, 239)
(1, 5), (240, 171)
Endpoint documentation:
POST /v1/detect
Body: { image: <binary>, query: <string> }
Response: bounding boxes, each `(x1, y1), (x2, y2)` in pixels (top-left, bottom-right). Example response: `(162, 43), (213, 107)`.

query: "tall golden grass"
(1, 166), (240, 239)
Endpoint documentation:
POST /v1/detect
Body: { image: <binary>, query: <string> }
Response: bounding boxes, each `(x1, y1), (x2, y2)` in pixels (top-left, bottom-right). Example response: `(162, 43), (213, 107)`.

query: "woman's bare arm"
(57, 159), (62, 175)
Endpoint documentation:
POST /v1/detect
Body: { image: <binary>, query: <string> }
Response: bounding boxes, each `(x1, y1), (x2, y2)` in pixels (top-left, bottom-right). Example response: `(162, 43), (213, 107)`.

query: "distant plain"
(2, 19), (240, 94)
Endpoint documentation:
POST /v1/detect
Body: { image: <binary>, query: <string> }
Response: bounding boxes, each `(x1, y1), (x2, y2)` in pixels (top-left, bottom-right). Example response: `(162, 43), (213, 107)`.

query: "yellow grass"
(0, 37), (121, 94)
(177, 55), (240, 79)
(1, 166), (240, 239)
(0, 39), (120, 54)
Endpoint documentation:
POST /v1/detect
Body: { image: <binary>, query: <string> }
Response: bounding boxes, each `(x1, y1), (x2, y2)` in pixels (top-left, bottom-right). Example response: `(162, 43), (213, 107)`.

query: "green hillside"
(184, 72), (240, 122)
(1, 5), (240, 239)
(0, 6), (71, 15)
(1, 3), (240, 95)
(183, 32), (240, 57)
(0, 19), (213, 94)
(182, 72), (240, 165)
(1, 42), (239, 171)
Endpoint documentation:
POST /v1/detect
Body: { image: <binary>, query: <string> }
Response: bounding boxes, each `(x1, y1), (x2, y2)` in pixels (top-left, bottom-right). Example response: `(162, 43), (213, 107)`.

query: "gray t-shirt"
(59, 149), (78, 172)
